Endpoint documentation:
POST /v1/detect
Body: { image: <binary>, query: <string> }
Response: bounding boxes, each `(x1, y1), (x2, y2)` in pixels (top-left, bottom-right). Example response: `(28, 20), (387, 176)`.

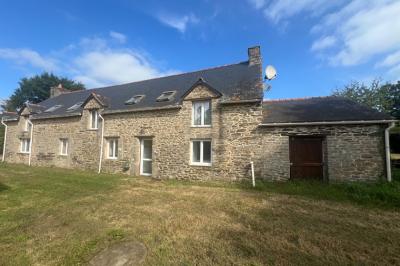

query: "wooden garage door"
(289, 136), (323, 180)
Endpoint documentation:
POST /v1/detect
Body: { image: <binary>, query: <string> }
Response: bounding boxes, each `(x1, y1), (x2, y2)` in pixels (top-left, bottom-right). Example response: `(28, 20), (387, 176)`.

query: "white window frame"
(140, 138), (153, 176)
(90, 110), (99, 130)
(107, 138), (118, 159)
(192, 100), (211, 127)
(60, 139), (68, 156)
(190, 139), (212, 166)
(20, 139), (31, 154)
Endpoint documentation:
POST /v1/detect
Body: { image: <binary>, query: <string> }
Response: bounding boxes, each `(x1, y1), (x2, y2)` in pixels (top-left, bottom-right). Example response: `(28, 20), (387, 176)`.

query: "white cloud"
(263, 0), (341, 24)
(248, 0), (266, 9)
(73, 49), (176, 88)
(311, 36), (336, 51)
(377, 51), (400, 68)
(109, 31), (127, 44)
(0, 48), (57, 71)
(326, 0), (400, 66)
(257, 0), (400, 81)
(0, 35), (178, 89)
(156, 13), (199, 33)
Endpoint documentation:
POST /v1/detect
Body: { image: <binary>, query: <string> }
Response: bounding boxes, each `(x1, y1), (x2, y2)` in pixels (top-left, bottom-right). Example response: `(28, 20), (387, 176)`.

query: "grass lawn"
(0, 163), (400, 265)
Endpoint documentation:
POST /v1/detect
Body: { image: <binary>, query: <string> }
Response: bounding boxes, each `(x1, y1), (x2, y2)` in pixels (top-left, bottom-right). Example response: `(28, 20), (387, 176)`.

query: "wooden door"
(289, 136), (323, 180)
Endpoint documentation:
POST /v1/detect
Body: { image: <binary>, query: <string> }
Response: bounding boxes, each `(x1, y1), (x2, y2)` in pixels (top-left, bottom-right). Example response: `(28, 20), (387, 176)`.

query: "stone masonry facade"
(2, 85), (387, 182)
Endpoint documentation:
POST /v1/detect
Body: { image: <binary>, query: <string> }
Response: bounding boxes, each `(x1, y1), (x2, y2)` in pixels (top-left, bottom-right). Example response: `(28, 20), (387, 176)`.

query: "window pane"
(142, 140), (152, 159)
(193, 103), (202, 125)
(109, 140), (114, 157)
(192, 141), (201, 162)
(27, 139), (30, 152)
(114, 140), (118, 158)
(62, 140), (68, 154)
(91, 111), (97, 128)
(203, 141), (211, 163)
(142, 160), (152, 174)
(204, 101), (211, 125)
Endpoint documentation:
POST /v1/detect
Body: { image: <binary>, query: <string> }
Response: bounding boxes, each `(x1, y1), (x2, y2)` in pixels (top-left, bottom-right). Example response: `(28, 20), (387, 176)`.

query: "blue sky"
(0, 0), (399, 102)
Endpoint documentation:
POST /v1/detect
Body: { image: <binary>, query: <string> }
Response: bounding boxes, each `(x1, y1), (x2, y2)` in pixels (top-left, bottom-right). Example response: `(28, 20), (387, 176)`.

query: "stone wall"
(2, 86), (387, 182)
(254, 125), (386, 182)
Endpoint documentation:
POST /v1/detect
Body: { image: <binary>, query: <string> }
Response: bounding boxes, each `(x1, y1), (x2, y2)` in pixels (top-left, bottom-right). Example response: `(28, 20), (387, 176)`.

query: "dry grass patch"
(0, 163), (400, 265)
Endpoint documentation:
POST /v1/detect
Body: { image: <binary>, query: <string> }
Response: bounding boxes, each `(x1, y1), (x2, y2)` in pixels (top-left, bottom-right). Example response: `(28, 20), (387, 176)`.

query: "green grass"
(1, 163), (400, 265)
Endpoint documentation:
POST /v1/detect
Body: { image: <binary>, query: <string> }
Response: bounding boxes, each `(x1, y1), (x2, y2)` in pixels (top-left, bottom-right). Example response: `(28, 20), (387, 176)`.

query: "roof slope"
(30, 61), (262, 119)
(262, 96), (393, 124)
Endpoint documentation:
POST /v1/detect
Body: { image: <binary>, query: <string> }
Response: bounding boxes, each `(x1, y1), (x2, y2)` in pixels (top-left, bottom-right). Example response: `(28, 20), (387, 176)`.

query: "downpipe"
(385, 122), (396, 182)
(1, 118), (7, 162)
(27, 119), (34, 166)
(98, 114), (105, 174)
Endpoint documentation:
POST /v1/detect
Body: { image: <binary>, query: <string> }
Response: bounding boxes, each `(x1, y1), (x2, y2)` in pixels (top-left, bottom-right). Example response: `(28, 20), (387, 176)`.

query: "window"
(125, 95), (145, 105)
(44, 105), (63, 113)
(191, 140), (212, 166)
(60, 139), (68, 156)
(90, 110), (99, 129)
(67, 102), (84, 112)
(20, 139), (31, 153)
(107, 139), (118, 159)
(156, 91), (176, 102)
(192, 101), (211, 126)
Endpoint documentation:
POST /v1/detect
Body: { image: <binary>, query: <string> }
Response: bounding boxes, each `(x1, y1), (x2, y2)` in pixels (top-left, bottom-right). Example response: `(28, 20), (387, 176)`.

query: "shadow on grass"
(0, 182), (10, 192)
(165, 169), (400, 210)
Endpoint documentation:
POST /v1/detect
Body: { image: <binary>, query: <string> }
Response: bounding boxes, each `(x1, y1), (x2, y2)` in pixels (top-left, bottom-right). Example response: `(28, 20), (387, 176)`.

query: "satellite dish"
(265, 65), (277, 80)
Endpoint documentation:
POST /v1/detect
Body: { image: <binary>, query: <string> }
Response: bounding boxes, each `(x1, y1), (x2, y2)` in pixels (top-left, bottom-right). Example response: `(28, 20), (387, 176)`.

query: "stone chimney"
(50, 84), (71, 98)
(248, 46), (262, 66)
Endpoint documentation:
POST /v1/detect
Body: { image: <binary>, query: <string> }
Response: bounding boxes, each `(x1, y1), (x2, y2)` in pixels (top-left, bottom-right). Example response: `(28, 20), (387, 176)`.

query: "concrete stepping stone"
(89, 241), (147, 266)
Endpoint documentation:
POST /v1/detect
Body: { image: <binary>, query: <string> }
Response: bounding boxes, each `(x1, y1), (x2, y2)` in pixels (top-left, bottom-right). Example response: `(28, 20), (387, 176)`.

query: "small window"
(107, 139), (118, 159)
(60, 139), (68, 156)
(156, 91), (176, 102)
(192, 101), (211, 126)
(125, 95), (145, 105)
(20, 139), (31, 153)
(90, 110), (99, 129)
(44, 105), (63, 113)
(67, 102), (84, 112)
(191, 140), (211, 166)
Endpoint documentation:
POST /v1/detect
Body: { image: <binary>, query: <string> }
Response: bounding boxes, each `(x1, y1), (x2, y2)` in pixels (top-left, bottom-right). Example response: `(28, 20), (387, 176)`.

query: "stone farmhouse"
(0, 47), (396, 182)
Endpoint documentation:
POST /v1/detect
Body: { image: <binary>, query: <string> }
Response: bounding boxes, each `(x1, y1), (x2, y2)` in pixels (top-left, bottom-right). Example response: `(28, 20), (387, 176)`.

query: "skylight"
(156, 91), (176, 102)
(125, 95), (145, 105)
(44, 105), (63, 113)
(66, 102), (84, 112)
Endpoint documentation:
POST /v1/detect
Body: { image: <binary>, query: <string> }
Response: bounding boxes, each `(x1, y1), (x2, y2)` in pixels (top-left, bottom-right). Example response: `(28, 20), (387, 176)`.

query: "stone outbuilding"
(0, 47), (396, 182)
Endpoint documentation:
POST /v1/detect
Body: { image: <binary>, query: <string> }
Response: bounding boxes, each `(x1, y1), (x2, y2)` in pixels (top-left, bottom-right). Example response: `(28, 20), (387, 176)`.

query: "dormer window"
(67, 102), (84, 112)
(156, 91), (176, 102)
(125, 95), (145, 105)
(44, 105), (63, 113)
(90, 110), (99, 129)
(192, 100), (211, 126)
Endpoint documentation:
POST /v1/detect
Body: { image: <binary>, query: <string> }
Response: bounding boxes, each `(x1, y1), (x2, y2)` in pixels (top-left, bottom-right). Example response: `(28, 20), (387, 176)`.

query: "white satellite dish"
(265, 65), (277, 80)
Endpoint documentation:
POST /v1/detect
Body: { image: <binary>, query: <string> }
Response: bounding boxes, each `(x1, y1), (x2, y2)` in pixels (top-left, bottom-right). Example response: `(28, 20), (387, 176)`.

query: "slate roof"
(0, 112), (18, 122)
(262, 96), (394, 124)
(25, 61), (262, 120)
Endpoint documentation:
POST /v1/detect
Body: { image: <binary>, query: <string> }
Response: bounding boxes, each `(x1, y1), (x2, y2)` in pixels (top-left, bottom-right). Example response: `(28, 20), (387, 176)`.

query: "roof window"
(66, 102), (84, 112)
(125, 95), (145, 105)
(156, 91), (176, 102)
(44, 105), (63, 113)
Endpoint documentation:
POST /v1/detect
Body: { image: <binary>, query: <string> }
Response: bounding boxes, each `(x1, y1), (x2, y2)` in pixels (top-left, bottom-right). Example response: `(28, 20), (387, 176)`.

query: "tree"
(332, 79), (400, 119)
(3, 72), (85, 111)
